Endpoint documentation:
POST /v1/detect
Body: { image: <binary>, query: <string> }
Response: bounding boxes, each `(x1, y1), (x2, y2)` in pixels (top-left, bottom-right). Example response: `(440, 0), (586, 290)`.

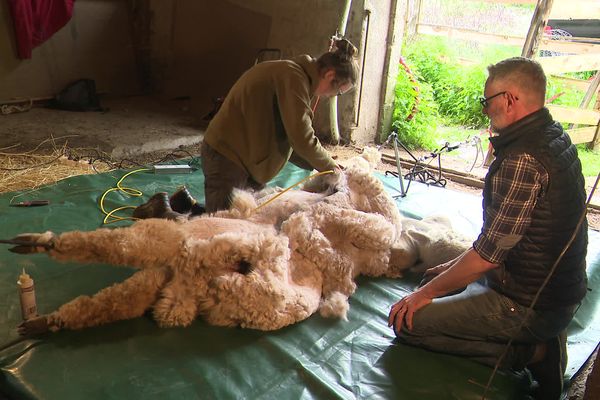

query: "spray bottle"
(17, 268), (37, 320)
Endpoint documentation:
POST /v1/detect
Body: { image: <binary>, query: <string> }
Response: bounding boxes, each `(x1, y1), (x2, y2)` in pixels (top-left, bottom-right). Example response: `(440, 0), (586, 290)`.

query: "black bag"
(47, 79), (104, 112)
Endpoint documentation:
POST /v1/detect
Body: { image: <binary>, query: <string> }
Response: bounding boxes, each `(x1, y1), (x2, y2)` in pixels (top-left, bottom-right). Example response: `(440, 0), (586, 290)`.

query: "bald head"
(487, 57), (546, 109)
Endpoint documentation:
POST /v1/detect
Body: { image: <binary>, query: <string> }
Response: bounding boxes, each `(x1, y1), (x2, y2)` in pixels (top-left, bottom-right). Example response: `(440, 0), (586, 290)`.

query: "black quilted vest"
(484, 108), (588, 309)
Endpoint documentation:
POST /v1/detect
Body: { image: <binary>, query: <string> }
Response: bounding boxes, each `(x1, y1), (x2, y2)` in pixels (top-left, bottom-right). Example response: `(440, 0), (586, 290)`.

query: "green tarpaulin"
(0, 163), (597, 399)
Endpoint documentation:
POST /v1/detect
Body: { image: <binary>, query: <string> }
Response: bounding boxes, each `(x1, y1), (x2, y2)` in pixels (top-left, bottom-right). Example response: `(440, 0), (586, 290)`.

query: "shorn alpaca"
(10, 150), (471, 335)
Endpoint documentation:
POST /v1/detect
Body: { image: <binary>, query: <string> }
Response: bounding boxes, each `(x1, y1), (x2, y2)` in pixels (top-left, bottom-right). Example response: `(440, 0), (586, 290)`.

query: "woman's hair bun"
(332, 38), (357, 60)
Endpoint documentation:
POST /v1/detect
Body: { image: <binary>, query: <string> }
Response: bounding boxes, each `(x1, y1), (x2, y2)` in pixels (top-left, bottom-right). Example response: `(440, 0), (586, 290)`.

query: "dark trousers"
(395, 280), (577, 370)
(200, 141), (264, 213)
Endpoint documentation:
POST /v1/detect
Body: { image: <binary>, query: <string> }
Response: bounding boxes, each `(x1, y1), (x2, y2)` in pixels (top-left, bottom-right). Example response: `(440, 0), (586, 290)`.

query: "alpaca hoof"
(169, 187), (206, 216)
(153, 301), (196, 328)
(7, 231), (56, 254)
(18, 314), (50, 336)
(133, 192), (183, 220)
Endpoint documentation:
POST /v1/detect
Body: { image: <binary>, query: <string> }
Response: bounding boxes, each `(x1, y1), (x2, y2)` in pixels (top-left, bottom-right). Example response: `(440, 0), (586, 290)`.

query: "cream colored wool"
(17, 150), (468, 332)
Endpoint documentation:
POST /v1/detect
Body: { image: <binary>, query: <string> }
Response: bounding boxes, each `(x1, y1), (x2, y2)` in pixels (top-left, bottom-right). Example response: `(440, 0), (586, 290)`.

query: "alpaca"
(10, 150), (469, 335)
(390, 215), (474, 274)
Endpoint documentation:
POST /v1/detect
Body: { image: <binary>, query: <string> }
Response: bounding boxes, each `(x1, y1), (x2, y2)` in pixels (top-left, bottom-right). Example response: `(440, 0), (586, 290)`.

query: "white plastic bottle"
(17, 268), (37, 320)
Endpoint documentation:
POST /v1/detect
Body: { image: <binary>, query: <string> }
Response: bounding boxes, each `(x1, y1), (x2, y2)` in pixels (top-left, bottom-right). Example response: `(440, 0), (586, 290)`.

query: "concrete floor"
(1, 95), (204, 158)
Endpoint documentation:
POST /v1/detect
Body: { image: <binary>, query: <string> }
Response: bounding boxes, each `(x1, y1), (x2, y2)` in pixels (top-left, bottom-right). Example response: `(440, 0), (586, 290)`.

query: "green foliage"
(390, 36), (599, 176)
(577, 146), (600, 178)
(565, 71), (596, 80)
(546, 77), (594, 107)
(398, 38), (487, 131)
(389, 59), (439, 150)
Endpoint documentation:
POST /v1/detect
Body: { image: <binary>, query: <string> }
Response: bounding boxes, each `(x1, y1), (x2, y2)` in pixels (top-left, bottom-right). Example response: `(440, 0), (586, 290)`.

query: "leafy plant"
(389, 60), (439, 150)
(389, 5), (599, 177)
(401, 37), (491, 128)
(577, 146), (600, 177)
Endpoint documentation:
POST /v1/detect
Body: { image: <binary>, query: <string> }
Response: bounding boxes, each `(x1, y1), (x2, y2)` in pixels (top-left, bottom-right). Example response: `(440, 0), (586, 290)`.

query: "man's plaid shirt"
(473, 153), (549, 264)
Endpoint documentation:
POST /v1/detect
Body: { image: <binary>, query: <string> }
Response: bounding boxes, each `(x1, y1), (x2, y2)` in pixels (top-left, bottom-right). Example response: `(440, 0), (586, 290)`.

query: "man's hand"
(388, 289), (433, 334)
(18, 315), (50, 336)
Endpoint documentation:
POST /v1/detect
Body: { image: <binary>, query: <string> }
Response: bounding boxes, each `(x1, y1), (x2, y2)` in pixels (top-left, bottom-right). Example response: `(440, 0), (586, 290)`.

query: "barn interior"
(0, 1), (599, 399)
(0, 0), (399, 155)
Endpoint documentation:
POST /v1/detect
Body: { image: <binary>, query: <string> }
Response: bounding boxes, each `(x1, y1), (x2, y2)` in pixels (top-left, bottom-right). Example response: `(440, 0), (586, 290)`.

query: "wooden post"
(569, 72), (600, 132)
(521, 0), (554, 58)
(592, 83), (600, 151)
(404, 0), (422, 39)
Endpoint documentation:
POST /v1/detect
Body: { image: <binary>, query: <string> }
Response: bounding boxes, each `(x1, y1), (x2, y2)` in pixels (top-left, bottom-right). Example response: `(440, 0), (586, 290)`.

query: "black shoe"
(169, 187), (195, 213)
(133, 192), (182, 221)
(528, 333), (567, 400)
(169, 186), (206, 216)
(190, 203), (206, 216)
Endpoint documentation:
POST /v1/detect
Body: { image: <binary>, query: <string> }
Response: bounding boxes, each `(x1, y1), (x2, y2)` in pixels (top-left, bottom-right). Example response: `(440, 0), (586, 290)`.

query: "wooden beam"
(405, 0), (423, 38)
(417, 24), (524, 46)
(417, 24), (600, 55)
(548, 105), (600, 125)
(522, 0), (554, 58)
(550, 2), (600, 19)
(566, 126), (598, 144)
(380, 153), (485, 188)
(464, 0), (536, 4)
(540, 39), (600, 55)
(589, 123), (600, 151)
(463, 0), (597, 14)
(538, 53), (600, 74)
(550, 75), (592, 91)
(580, 73), (600, 110)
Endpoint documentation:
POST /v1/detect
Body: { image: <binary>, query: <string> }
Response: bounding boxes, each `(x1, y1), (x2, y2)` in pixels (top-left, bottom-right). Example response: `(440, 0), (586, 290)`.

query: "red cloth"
(8, 0), (75, 59)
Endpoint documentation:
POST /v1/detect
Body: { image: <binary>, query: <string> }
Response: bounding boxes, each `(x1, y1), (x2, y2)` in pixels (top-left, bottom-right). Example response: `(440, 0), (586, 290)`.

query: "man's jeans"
(395, 281), (577, 369)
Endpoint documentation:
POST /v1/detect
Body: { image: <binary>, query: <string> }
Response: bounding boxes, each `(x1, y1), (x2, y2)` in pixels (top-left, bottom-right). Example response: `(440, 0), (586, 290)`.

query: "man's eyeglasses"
(479, 91), (506, 108)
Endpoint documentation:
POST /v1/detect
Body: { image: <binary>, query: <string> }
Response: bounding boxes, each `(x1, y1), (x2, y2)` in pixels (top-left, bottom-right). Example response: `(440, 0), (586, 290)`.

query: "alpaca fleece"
(14, 151), (470, 332)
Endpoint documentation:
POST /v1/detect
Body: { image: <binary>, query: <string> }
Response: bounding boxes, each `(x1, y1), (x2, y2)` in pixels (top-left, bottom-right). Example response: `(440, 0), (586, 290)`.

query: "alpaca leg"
(388, 234), (420, 274)
(23, 219), (189, 269)
(319, 292), (350, 320)
(283, 211), (356, 298)
(153, 278), (198, 328)
(346, 170), (403, 230)
(45, 267), (170, 331)
(317, 206), (396, 251)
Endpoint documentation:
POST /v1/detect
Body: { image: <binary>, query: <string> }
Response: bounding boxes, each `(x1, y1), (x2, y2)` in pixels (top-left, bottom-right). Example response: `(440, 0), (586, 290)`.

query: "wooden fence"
(407, 0), (600, 149)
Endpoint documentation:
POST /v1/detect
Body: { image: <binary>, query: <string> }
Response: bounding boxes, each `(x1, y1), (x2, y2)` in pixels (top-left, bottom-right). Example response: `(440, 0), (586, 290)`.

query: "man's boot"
(528, 332), (567, 400)
(169, 187), (205, 216)
(133, 192), (182, 221)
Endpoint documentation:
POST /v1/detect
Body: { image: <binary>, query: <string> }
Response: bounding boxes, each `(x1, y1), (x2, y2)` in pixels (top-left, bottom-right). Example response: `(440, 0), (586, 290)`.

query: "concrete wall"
(0, 0), (140, 102)
(0, 0), (405, 144)
(143, 0), (404, 144)
(163, 0), (272, 118)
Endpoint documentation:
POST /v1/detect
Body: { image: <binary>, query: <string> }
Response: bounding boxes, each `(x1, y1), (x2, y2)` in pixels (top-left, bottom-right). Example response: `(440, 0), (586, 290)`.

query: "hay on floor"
(0, 140), (112, 195)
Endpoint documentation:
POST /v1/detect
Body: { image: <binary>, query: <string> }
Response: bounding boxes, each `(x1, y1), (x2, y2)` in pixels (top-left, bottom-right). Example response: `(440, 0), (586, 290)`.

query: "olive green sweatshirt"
(203, 55), (337, 184)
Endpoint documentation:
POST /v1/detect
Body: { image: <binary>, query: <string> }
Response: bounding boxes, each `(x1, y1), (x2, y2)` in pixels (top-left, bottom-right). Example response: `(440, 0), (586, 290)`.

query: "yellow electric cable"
(251, 170), (335, 214)
(101, 168), (334, 223)
(99, 168), (150, 224)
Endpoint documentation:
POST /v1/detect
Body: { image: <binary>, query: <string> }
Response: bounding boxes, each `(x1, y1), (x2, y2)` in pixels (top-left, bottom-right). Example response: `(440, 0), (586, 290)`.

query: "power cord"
(251, 170), (335, 214)
(99, 168), (150, 224)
